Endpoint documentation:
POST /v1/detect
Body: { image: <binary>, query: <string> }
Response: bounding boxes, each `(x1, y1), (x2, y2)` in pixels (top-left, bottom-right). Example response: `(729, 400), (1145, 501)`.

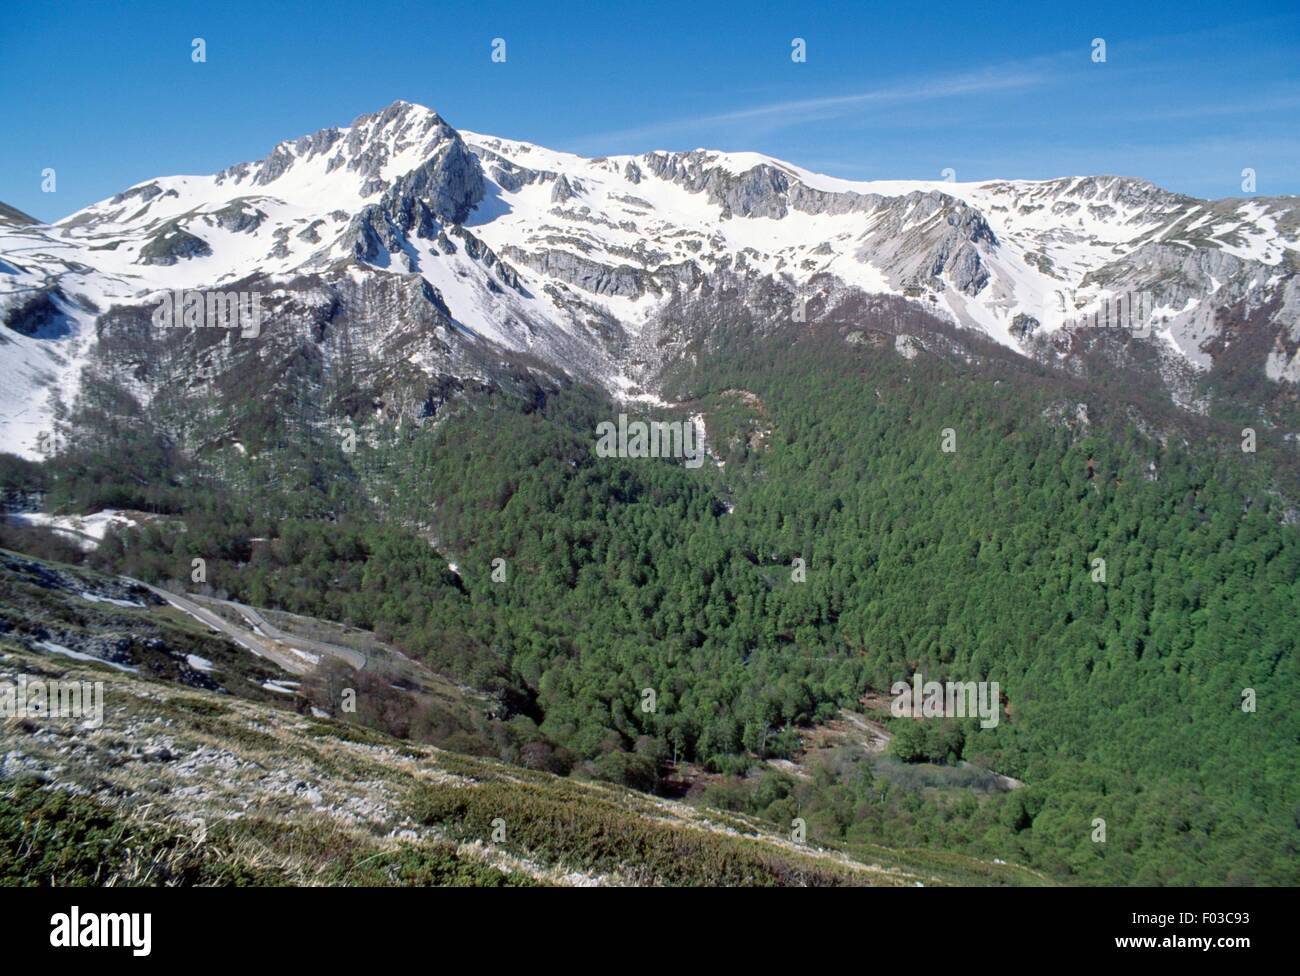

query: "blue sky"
(2, 0), (1298, 221)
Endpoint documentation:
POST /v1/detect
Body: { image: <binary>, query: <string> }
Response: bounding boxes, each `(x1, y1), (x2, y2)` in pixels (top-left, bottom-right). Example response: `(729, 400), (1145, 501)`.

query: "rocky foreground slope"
(0, 551), (1045, 886)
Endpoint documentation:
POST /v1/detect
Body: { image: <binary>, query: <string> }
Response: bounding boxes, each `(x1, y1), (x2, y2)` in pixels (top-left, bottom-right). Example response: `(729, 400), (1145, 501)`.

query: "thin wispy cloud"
(572, 62), (1055, 150)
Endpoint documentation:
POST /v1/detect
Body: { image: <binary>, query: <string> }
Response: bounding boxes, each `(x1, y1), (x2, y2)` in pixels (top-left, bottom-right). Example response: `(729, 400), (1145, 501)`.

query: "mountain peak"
(348, 99), (448, 136)
(3, 101), (1299, 460)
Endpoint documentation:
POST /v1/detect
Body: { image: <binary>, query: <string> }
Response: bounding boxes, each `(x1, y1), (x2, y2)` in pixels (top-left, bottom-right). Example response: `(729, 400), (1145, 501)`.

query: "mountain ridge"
(2, 99), (1299, 459)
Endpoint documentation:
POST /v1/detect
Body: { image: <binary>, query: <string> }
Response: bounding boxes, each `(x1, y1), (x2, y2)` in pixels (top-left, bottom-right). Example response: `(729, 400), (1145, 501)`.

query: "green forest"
(7, 314), (1299, 886)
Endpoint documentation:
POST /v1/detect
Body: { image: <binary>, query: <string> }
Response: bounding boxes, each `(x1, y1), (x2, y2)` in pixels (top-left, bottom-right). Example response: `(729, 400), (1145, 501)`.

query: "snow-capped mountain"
(3, 99), (1299, 458)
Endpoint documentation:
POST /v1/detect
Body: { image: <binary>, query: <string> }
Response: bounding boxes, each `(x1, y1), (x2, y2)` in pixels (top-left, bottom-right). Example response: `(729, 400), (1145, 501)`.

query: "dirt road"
(124, 579), (363, 676)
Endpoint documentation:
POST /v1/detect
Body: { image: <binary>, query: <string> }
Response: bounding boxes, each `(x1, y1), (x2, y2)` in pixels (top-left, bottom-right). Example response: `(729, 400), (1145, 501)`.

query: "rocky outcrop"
(109, 182), (164, 206)
(137, 222), (212, 265)
(503, 246), (646, 297)
(852, 192), (997, 296)
(383, 140), (484, 227)
(550, 175), (579, 204)
(342, 205), (406, 263)
(449, 226), (523, 293)
(209, 201), (267, 233)
(641, 152), (794, 218)
(338, 126), (486, 265)
(1081, 242), (1268, 311)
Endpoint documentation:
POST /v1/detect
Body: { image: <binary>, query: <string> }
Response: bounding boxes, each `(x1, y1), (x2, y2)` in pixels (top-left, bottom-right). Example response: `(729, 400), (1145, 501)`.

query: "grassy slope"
(0, 635), (1045, 886)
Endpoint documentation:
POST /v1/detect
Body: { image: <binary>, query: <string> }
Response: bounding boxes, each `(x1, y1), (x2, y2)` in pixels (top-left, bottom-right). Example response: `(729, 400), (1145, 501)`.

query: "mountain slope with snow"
(2, 99), (1299, 457)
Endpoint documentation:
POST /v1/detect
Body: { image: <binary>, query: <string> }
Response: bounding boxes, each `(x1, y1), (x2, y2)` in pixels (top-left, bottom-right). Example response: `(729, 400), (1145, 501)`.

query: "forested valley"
(6, 311), (1298, 886)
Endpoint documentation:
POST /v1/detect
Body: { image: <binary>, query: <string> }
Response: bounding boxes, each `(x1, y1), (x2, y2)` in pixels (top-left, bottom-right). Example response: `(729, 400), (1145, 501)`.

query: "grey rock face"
(851, 192), (997, 296)
(251, 144), (298, 186)
(1082, 242), (1266, 311)
(217, 128), (344, 186)
(210, 201), (267, 234)
(382, 140), (485, 228)
(470, 145), (554, 193)
(489, 163), (530, 193)
(434, 230), (457, 255)
(503, 246), (646, 297)
(786, 183), (881, 217)
(137, 224), (212, 265)
(336, 124), (487, 267)
(550, 174), (579, 204)
(109, 182), (164, 206)
(449, 226), (522, 292)
(342, 205), (405, 262)
(635, 148), (1000, 312)
(291, 126), (344, 163)
(928, 213), (995, 294)
(1068, 175), (1192, 211)
(641, 150), (907, 220)
(501, 243), (701, 301)
(641, 152), (793, 218)
(212, 101), (479, 210)
(296, 219), (326, 243)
